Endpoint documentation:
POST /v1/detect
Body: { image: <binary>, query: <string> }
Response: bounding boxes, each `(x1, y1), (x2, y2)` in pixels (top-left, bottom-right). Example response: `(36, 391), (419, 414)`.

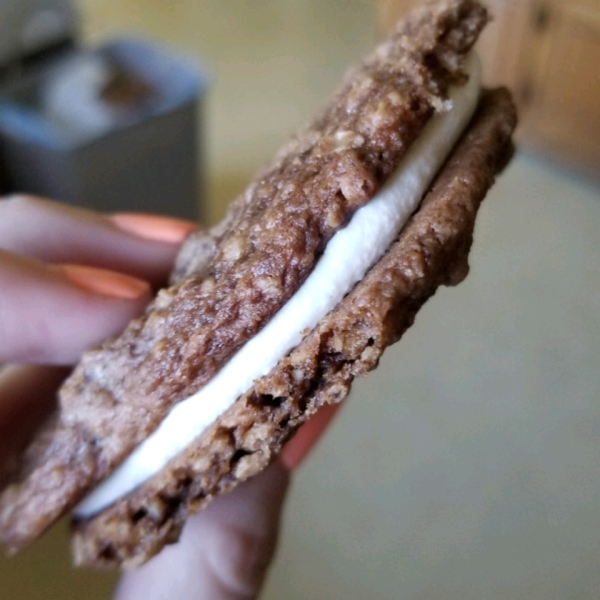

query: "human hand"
(0, 195), (339, 600)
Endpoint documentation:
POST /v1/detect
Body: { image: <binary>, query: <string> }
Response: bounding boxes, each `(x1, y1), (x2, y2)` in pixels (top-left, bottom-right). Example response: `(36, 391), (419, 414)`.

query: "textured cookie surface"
(0, 0), (488, 553)
(72, 88), (516, 568)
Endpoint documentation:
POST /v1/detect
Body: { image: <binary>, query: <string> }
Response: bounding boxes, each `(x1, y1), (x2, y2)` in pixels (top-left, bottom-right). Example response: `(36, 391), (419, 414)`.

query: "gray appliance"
(0, 0), (205, 220)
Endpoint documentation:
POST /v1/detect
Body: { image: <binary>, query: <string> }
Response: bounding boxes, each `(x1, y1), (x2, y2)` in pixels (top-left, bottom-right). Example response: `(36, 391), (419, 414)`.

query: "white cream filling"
(75, 54), (481, 519)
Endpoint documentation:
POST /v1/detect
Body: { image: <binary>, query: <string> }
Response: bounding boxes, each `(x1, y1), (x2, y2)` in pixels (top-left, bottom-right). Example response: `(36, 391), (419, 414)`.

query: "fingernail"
(60, 265), (150, 300)
(110, 213), (198, 244)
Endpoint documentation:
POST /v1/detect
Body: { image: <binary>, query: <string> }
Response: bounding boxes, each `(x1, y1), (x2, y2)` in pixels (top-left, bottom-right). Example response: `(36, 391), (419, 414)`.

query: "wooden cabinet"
(378, 0), (600, 177)
(520, 0), (600, 175)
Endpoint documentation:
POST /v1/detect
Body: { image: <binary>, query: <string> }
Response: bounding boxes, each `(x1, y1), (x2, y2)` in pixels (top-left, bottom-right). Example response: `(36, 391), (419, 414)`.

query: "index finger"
(0, 196), (198, 287)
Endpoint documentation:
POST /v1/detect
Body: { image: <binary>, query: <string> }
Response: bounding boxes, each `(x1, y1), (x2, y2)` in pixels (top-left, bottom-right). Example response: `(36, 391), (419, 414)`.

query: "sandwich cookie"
(0, 0), (516, 568)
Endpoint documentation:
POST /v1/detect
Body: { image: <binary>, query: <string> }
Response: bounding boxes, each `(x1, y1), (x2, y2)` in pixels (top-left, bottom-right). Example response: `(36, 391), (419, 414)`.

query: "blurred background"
(0, 0), (599, 598)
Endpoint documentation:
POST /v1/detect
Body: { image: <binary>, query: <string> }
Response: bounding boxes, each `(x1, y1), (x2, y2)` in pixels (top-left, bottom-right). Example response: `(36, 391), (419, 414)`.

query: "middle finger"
(0, 249), (151, 365)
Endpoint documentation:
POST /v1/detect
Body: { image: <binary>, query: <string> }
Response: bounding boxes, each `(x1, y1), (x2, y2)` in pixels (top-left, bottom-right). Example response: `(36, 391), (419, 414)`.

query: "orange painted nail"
(60, 265), (150, 300)
(280, 403), (342, 471)
(110, 213), (198, 244)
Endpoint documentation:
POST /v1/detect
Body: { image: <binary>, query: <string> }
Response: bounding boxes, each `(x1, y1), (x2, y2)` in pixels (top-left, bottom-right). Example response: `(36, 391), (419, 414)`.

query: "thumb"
(114, 461), (290, 600)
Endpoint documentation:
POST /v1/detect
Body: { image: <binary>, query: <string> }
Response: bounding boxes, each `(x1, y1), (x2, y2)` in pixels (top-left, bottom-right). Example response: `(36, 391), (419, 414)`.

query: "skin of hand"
(0, 195), (339, 600)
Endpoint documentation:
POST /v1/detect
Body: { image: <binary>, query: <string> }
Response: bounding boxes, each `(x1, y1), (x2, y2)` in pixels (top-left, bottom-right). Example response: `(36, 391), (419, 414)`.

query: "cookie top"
(0, 0), (488, 553)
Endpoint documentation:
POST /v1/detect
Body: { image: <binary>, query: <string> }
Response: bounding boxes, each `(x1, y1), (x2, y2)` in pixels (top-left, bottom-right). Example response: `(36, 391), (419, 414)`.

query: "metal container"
(0, 38), (205, 219)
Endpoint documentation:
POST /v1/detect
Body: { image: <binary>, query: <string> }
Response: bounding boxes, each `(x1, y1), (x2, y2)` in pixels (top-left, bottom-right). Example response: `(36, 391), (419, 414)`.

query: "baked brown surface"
(0, 0), (488, 552)
(71, 88), (516, 568)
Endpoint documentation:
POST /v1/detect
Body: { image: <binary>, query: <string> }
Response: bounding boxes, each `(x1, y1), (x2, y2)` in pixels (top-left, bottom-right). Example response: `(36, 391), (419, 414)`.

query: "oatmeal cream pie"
(0, 0), (516, 568)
